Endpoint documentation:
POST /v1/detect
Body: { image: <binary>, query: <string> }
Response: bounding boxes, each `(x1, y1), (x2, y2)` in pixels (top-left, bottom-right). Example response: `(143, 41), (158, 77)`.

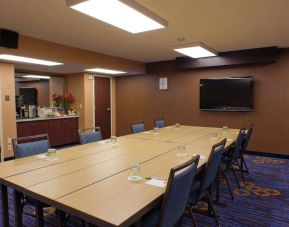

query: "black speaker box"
(0, 29), (19, 49)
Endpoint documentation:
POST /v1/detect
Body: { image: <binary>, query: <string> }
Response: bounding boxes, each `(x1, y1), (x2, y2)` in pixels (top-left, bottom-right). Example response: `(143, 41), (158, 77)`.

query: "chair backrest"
(78, 127), (102, 144)
(12, 134), (50, 159)
(241, 124), (254, 153)
(154, 118), (166, 128)
(158, 155), (200, 227)
(231, 128), (246, 160)
(199, 139), (227, 194)
(131, 121), (145, 133)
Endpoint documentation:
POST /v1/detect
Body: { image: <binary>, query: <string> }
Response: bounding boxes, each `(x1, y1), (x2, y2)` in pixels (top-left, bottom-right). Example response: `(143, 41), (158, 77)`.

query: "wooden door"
(94, 77), (111, 139)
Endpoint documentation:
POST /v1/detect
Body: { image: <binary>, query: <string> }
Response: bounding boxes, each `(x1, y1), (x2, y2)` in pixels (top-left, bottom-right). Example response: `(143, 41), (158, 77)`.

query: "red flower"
(63, 93), (75, 104)
(52, 93), (63, 102)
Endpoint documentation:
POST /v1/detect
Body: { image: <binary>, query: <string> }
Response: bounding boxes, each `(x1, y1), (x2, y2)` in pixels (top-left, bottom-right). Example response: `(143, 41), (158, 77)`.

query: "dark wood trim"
(176, 46), (279, 70)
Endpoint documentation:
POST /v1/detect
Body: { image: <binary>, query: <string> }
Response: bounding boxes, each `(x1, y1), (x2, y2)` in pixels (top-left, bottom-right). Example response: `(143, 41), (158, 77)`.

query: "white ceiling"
(0, 0), (289, 63)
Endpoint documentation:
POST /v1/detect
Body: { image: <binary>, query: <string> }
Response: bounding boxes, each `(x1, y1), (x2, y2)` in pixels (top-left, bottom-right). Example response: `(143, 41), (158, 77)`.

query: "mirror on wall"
(15, 73), (65, 118)
(15, 73), (50, 107)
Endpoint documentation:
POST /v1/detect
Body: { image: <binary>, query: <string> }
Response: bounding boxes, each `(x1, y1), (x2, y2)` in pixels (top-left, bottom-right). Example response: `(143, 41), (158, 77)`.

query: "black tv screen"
(200, 77), (254, 111)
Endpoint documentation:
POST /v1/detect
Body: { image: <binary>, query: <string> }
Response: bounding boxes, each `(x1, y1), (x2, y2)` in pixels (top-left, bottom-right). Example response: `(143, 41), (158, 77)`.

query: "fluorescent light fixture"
(22, 75), (50, 79)
(67, 0), (168, 33)
(0, 54), (63, 66)
(174, 43), (217, 58)
(86, 68), (126, 75)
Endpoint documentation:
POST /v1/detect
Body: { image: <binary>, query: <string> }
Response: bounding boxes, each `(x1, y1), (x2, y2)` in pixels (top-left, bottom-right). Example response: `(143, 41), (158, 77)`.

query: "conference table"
(0, 125), (239, 227)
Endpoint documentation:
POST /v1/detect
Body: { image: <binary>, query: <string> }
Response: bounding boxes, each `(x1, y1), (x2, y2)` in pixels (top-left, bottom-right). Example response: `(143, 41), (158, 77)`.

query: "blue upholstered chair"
(187, 139), (227, 226)
(239, 124), (254, 175)
(131, 121), (145, 133)
(12, 134), (52, 223)
(220, 128), (246, 201)
(142, 155), (200, 227)
(78, 127), (102, 144)
(154, 118), (166, 128)
(12, 134), (50, 159)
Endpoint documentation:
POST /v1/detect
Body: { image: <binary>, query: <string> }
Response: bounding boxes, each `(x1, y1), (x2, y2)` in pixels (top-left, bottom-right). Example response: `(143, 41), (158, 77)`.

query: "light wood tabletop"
(0, 125), (239, 227)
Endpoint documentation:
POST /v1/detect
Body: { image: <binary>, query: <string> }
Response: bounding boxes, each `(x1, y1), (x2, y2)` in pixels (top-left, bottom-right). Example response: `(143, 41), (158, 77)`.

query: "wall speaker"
(0, 29), (19, 49)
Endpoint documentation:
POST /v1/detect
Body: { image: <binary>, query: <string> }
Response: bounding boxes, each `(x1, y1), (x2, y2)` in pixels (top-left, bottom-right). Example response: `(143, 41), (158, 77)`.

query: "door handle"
(107, 108), (111, 111)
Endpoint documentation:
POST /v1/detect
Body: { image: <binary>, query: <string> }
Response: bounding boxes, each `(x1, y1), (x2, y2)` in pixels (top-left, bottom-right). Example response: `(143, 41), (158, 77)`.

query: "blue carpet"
(0, 155), (288, 226)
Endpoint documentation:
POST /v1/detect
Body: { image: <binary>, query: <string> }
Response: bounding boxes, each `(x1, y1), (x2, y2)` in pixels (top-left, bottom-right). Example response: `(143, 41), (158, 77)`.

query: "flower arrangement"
(63, 93), (76, 111)
(51, 93), (75, 113)
(52, 93), (63, 107)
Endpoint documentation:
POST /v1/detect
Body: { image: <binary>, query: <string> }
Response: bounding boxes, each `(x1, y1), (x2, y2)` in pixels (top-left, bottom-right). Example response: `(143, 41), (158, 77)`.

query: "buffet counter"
(16, 116), (79, 147)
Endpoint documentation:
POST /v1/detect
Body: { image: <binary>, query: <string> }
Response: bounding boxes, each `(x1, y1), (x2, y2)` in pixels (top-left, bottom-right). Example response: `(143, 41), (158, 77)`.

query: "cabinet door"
(48, 119), (64, 146)
(17, 121), (49, 137)
(62, 118), (79, 144)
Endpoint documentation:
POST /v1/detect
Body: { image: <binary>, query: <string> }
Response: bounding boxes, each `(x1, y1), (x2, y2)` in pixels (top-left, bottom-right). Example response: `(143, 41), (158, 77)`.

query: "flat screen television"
(200, 77), (254, 111)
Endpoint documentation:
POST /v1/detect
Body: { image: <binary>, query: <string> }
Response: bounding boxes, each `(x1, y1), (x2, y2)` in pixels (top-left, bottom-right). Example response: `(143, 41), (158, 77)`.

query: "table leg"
(35, 201), (44, 227)
(1, 184), (9, 227)
(14, 190), (23, 227)
(56, 209), (65, 227)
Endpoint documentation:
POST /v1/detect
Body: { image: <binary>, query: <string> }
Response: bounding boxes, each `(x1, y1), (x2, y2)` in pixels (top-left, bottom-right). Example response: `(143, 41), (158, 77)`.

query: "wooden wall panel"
(116, 52), (289, 155)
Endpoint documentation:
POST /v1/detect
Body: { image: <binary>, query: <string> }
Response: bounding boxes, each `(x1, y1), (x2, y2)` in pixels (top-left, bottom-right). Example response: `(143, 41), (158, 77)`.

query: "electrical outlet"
(8, 144), (12, 151)
(7, 138), (12, 144)
(79, 104), (82, 109)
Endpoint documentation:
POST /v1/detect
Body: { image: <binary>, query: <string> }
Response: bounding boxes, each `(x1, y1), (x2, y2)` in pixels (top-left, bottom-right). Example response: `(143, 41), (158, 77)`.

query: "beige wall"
(49, 77), (65, 106)
(0, 35), (145, 74)
(0, 62), (17, 159)
(66, 74), (116, 133)
(66, 73), (94, 130)
(83, 73), (94, 129)
(15, 80), (50, 107)
(66, 73), (85, 129)
(111, 77), (116, 136)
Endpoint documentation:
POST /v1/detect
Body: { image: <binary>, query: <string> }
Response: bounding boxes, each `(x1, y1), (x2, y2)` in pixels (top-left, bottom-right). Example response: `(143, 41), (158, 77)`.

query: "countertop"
(16, 115), (79, 123)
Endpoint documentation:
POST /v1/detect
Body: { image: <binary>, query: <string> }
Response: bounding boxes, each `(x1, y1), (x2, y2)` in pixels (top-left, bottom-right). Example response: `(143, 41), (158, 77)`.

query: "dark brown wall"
(116, 52), (289, 155)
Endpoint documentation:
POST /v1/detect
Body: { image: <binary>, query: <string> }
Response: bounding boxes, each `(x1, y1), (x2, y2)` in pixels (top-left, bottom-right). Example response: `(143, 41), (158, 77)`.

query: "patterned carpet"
(0, 155), (288, 227)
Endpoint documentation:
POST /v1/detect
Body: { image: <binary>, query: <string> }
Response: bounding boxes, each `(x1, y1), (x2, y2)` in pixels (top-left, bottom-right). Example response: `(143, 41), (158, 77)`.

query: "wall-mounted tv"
(200, 77), (254, 112)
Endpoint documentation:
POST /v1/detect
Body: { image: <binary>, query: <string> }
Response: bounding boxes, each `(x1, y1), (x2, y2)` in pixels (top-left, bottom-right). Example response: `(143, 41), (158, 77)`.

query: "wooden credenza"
(16, 117), (79, 147)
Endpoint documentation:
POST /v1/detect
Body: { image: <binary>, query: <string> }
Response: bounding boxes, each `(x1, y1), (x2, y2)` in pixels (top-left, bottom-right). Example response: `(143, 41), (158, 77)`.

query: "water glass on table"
(154, 127), (159, 133)
(176, 144), (188, 156)
(47, 148), (56, 159)
(111, 136), (117, 144)
(128, 163), (142, 182)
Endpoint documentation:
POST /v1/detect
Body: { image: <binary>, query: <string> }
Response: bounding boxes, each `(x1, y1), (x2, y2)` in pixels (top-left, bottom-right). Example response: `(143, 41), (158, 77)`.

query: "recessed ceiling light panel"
(86, 68), (126, 75)
(174, 43), (217, 58)
(22, 75), (50, 79)
(67, 0), (168, 33)
(0, 54), (63, 66)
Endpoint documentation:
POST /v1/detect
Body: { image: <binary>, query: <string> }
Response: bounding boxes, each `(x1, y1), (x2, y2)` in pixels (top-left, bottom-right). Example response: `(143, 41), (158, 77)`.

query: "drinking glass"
(223, 126), (228, 132)
(129, 163), (141, 177)
(177, 144), (187, 156)
(210, 132), (218, 139)
(47, 148), (56, 158)
(111, 136), (117, 144)
(154, 127), (159, 133)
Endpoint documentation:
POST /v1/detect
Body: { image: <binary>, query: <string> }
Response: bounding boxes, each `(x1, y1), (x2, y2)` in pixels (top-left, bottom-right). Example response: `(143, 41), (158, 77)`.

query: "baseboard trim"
(246, 150), (289, 159)
(4, 156), (15, 162)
